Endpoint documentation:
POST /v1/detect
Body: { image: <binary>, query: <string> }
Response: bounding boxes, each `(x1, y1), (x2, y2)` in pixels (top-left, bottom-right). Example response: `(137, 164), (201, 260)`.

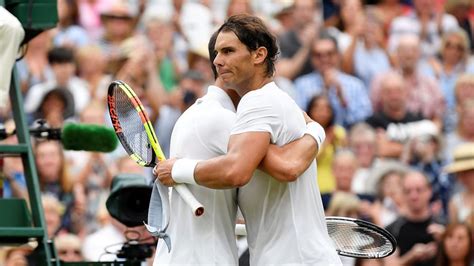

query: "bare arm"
(259, 134), (317, 182)
(193, 132), (270, 188)
(155, 132), (271, 189)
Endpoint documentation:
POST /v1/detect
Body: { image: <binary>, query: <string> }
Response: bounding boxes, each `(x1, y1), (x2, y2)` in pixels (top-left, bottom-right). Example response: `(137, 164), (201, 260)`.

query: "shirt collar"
(206, 85), (237, 112)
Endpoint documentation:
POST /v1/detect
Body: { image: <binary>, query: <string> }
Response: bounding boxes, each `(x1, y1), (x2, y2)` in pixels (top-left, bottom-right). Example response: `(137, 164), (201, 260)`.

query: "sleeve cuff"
(171, 158), (200, 185)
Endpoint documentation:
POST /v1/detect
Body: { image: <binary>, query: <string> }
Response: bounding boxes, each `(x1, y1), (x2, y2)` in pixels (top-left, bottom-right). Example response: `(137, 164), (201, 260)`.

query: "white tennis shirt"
(234, 82), (342, 265)
(153, 86), (239, 265)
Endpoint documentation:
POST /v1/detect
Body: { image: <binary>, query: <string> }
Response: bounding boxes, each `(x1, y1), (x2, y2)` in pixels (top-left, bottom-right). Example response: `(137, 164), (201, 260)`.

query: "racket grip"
(174, 184), (205, 216)
(235, 223), (247, 236)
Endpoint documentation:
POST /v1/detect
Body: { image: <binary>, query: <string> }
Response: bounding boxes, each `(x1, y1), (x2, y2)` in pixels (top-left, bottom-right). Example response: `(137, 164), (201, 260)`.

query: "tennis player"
(152, 31), (325, 264)
(156, 14), (341, 265)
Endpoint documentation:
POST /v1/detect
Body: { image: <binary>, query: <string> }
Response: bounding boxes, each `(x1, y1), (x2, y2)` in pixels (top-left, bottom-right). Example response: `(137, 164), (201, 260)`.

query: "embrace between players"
(152, 14), (343, 265)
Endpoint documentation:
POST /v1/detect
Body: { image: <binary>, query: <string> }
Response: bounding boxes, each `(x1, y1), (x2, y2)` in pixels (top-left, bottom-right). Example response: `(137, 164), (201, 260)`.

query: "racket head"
(107, 80), (166, 167)
(325, 216), (397, 259)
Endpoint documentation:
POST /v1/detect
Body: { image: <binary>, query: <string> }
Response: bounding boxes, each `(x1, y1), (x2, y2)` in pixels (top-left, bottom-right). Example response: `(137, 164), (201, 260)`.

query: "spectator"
(421, 30), (474, 132)
(445, 74), (474, 140)
(371, 34), (445, 128)
(388, 0), (459, 59)
(435, 223), (473, 266)
(24, 46), (90, 118)
(294, 32), (372, 128)
(348, 122), (378, 194)
(276, 0), (323, 80)
(444, 143), (474, 226)
(366, 71), (426, 158)
(2, 245), (33, 266)
(52, 0), (90, 49)
(384, 170), (444, 266)
(445, 0), (474, 53)
(306, 94), (347, 194)
(340, 8), (391, 88)
(368, 167), (407, 227)
(98, 1), (138, 68)
(142, 8), (181, 93)
(445, 99), (474, 163)
(55, 233), (84, 262)
(368, 0), (411, 43)
(42, 194), (65, 238)
(34, 140), (86, 236)
(15, 31), (54, 94)
(76, 44), (111, 103)
(33, 87), (75, 127)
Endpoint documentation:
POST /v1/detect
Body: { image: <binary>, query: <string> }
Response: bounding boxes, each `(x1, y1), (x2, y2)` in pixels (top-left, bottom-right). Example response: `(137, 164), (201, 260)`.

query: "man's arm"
(260, 119), (325, 182)
(156, 131), (271, 189)
(260, 134), (317, 182)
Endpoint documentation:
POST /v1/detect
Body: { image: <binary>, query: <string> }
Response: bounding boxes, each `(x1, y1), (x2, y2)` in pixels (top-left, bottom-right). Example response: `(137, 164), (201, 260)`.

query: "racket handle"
(174, 184), (204, 216)
(235, 223), (247, 236)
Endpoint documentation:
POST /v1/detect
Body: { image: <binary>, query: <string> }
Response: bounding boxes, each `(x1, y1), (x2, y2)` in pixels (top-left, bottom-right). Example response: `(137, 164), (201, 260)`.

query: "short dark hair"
(216, 14), (278, 77)
(47, 47), (75, 65)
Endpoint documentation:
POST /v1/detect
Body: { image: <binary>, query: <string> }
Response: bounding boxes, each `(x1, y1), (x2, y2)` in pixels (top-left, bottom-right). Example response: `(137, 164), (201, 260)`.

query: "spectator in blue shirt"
(294, 31), (372, 128)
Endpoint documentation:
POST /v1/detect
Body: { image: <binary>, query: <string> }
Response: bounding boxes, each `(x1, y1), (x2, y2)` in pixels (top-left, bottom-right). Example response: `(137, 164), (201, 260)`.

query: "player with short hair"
(156, 14), (341, 265)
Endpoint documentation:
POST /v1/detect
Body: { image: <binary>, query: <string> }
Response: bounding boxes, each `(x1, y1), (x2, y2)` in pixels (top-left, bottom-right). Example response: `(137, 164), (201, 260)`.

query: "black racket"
(326, 216), (397, 259)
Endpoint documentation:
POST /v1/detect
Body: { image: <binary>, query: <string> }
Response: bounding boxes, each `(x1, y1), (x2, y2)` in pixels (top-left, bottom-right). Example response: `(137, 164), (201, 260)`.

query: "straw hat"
(444, 143), (474, 174)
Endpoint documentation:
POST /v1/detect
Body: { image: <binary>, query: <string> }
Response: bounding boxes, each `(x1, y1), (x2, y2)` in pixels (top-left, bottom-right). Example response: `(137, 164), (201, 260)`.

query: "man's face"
(213, 31), (255, 93)
(293, 0), (319, 27)
(311, 39), (338, 73)
(402, 173), (432, 213)
(396, 43), (420, 71)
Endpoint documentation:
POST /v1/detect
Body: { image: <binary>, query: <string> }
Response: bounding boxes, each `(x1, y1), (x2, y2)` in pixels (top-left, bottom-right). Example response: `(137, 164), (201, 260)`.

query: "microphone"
(1, 121), (119, 152)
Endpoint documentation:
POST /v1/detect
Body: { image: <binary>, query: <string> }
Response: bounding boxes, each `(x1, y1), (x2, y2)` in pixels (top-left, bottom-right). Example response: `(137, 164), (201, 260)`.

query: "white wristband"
(171, 158), (200, 185)
(305, 122), (326, 154)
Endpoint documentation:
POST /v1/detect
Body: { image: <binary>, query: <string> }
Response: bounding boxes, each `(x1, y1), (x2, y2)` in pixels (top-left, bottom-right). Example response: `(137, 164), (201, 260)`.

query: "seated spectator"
(32, 87), (75, 127)
(42, 194), (65, 238)
(366, 71), (426, 158)
(384, 170), (445, 266)
(306, 94), (347, 193)
(420, 30), (474, 133)
(35, 140), (86, 236)
(340, 8), (391, 88)
(348, 122), (378, 194)
(76, 45), (112, 103)
(368, 167), (407, 227)
(55, 233), (84, 262)
(24, 46), (90, 118)
(294, 31), (372, 128)
(445, 0), (474, 53)
(445, 99), (474, 162)
(52, 0), (90, 49)
(321, 149), (374, 209)
(276, 0), (323, 80)
(388, 0), (459, 59)
(444, 143), (474, 226)
(371, 34), (445, 128)
(435, 223), (473, 266)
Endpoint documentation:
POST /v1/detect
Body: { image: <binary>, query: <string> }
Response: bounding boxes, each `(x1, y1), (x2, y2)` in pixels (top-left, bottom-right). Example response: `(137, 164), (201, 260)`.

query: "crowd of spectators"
(0, 0), (474, 265)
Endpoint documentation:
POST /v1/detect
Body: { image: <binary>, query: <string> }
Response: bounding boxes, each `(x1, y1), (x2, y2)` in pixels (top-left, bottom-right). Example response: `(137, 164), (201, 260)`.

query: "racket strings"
(114, 87), (154, 164)
(327, 222), (393, 258)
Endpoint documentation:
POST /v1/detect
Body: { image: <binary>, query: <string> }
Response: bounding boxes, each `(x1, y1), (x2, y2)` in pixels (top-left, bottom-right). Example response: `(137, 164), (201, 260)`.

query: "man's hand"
(154, 158), (178, 187)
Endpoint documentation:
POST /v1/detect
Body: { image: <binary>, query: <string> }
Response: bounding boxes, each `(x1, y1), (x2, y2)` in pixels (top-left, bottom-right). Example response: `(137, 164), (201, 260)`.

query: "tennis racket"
(107, 80), (204, 216)
(326, 216), (396, 259)
(235, 217), (396, 259)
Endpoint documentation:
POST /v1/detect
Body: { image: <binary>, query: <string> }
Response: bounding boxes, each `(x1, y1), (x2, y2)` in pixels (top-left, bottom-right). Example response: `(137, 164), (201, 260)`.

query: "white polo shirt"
(234, 82), (342, 265)
(154, 86), (239, 265)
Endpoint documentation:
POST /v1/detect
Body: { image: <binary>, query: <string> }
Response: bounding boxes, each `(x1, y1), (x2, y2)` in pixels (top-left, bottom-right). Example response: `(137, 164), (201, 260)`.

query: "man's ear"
(253, 46), (268, 66)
